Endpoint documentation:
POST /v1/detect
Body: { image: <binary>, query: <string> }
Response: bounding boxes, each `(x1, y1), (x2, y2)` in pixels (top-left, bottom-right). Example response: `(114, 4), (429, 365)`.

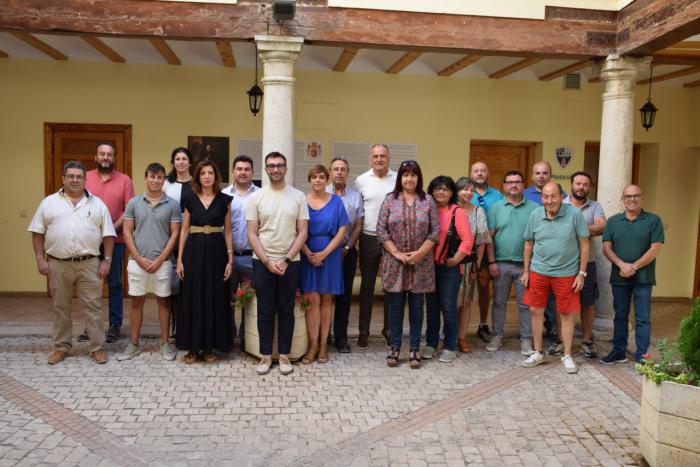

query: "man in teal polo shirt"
(601, 185), (664, 364)
(486, 170), (538, 355)
(520, 182), (589, 374)
(469, 161), (503, 343)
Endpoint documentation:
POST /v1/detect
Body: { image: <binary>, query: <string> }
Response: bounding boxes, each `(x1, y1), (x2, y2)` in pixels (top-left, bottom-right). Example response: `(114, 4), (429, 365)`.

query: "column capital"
(593, 54), (652, 83)
(254, 35), (304, 54)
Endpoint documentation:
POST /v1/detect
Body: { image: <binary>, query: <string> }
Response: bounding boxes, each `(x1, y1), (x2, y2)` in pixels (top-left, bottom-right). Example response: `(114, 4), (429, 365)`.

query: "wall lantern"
(247, 44), (263, 116)
(639, 65), (658, 131)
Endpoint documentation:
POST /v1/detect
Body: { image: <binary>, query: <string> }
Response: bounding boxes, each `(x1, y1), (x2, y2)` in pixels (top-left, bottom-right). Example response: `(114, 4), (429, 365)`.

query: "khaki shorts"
(127, 260), (172, 297)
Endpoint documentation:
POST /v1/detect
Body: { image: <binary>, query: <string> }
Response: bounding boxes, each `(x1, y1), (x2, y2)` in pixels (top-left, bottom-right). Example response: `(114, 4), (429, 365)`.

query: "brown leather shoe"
(91, 349), (108, 364)
(458, 338), (471, 353)
(357, 331), (369, 349)
(47, 350), (68, 365)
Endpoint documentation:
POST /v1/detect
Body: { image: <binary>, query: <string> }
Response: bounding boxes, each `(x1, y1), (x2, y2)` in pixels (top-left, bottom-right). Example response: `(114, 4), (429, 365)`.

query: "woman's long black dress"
(176, 192), (233, 353)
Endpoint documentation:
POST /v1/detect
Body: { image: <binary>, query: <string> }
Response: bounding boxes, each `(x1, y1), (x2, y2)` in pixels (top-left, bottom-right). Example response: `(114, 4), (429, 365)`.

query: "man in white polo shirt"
(29, 161), (116, 365)
(353, 143), (397, 349)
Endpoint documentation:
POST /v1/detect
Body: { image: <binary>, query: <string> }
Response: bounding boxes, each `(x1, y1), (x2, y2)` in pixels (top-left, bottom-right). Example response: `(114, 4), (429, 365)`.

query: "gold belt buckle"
(203, 225), (213, 234)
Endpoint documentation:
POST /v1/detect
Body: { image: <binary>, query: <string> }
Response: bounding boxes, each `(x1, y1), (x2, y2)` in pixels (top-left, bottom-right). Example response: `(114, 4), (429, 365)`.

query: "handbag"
(439, 206), (476, 265)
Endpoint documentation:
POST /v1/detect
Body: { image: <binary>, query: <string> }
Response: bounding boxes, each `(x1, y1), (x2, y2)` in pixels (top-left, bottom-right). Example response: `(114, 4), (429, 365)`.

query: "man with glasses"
(353, 144), (397, 349)
(485, 171), (538, 355)
(247, 152), (309, 375)
(600, 185), (663, 364)
(469, 161), (503, 343)
(29, 161), (116, 365)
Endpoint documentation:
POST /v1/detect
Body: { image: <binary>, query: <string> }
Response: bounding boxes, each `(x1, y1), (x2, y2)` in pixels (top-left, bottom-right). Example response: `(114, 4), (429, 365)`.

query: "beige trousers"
(48, 257), (105, 352)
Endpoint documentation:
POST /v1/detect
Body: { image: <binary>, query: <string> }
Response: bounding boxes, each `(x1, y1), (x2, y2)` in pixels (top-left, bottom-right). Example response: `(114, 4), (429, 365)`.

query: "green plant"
(636, 339), (688, 384)
(677, 297), (700, 384)
(233, 280), (255, 309)
(295, 289), (311, 312)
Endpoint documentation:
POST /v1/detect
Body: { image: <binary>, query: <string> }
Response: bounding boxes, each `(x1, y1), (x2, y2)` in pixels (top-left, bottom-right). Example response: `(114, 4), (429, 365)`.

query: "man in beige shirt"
(29, 161), (116, 365)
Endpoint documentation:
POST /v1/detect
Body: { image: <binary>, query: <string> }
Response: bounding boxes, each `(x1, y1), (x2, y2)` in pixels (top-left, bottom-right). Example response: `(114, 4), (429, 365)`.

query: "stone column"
(592, 55), (651, 336)
(255, 35), (304, 186)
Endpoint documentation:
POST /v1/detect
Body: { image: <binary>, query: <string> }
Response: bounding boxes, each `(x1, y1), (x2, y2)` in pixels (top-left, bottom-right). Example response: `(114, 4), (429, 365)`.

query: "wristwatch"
(103, 256), (112, 263)
(577, 270), (587, 277)
(343, 246), (350, 251)
(284, 256), (292, 264)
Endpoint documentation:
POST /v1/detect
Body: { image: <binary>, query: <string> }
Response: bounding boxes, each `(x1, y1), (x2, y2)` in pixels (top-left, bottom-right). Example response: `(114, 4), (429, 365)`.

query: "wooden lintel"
(386, 51), (421, 74)
(653, 54), (700, 66)
(538, 59), (592, 81)
(0, 1), (618, 57)
(11, 32), (67, 60)
(656, 48), (700, 57)
(332, 47), (358, 72)
(683, 78), (700, 88)
(489, 57), (541, 79)
(81, 36), (125, 63)
(667, 40), (700, 49)
(0, 49), (7, 58)
(438, 54), (484, 77)
(149, 39), (180, 65)
(215, 41), (236, 67)
(637, 65), (700, 84)
(617, 0), (700, 55)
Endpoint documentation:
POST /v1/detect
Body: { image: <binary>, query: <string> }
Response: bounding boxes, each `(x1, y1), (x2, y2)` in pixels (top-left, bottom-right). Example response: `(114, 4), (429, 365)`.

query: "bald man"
(521, 182), (589, 374)
(601, 185), (664, 365)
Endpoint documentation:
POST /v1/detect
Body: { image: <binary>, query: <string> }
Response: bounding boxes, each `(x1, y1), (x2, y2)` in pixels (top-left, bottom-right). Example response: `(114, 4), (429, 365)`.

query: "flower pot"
(640, 375), (700, 466)
(243, 297), (308, 361)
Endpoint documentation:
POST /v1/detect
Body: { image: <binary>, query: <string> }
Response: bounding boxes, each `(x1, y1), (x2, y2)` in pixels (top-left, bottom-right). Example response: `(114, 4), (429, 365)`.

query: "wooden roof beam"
(683, 78), (700, 88)
(81, 36), (125, 63)
(11, 32), (67, 60)
(652, 54), (700, 67)
(666, 40), (700, 49)
(538, 59), (592, 81)
(386, 51), (421, 74)
(637, 65), (700, 85)
(489, 57), (541, 79)
(438, 54), (484, 77)
(215, 41), (236, 67)
(333, 48), (358, 72)
(149, 39), (180, 65)
(0, 49), (7, 58)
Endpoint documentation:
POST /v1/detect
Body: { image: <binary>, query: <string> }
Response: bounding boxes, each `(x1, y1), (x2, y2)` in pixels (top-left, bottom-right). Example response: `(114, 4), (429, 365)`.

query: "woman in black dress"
(176, 160), (234, 363)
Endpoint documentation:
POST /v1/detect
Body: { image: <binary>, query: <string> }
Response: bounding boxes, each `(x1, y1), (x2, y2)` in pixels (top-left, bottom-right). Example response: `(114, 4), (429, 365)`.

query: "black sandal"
(409, 350), (421, 369)
(386, 348), (400, 367)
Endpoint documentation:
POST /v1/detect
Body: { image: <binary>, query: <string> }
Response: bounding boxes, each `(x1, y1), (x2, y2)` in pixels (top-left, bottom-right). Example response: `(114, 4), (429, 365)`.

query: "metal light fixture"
(247, 44), (263, 116)
(639, 65), (658, 131)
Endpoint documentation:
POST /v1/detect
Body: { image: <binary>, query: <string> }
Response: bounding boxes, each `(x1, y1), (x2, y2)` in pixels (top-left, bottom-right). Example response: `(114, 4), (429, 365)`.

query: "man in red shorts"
(519, 182), (589, 374)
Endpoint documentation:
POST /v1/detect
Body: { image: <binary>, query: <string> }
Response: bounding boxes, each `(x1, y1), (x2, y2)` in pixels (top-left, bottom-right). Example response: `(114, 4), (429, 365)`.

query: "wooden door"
(469, 140), (534, 189)
(43, 123), (133, 297)
(694, 212), (700, 298)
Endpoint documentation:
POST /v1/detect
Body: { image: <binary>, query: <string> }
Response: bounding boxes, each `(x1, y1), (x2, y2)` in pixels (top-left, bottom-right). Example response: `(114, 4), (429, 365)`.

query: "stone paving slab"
(0, 337), (644, 466)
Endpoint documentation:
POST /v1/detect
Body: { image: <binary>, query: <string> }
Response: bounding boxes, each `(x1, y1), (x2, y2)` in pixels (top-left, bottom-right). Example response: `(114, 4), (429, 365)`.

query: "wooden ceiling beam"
(683, 78), (700, 88)
(332, 47), (358, 72)
(10, 32), (67, 60)
(538, 59), (593, 81)
(637, 65), (700, 85)
(652, 54), (700, 67)
(386, 51), (421, 74)
(0, 0), (618, 57)
(438, 54), (484, 77)
(149, 39), (180, 65)
(0, 49), (7, 58)
(616, 0), (700, 55)
(489, 57), (541, 79)
(81, 36), (125, 63)
(215, 41), (236, 67)
(588, 77), (602, 83)
(667, 40), (700, 49)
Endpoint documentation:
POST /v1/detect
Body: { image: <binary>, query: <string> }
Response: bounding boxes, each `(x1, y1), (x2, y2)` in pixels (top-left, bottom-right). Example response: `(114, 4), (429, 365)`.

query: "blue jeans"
(107, 243), (125, 327)
(612, 283), (652, 361)
(387, 291), (424, 350)
(491, 262), (532, 340)
(425, 265), (462, 351)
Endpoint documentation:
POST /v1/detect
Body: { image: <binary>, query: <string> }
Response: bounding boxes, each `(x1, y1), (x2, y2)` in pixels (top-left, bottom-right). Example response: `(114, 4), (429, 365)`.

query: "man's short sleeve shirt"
(124, 194), (182, 261)
(353, 169), (397, 236)
(563, 196), (606, 260)
(470, 186), (503, 213)
(487, 198), (538, 262)
(86, 170), (135, 243)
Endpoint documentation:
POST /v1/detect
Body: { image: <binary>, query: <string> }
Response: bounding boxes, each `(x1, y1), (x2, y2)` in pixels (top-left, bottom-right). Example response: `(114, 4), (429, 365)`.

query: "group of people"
(29, 142), (664, 376)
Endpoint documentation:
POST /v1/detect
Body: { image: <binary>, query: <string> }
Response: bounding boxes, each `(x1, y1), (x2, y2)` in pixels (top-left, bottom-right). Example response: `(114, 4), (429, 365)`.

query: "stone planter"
(243, 297), (308, 361)
(640, 375), (700, 466)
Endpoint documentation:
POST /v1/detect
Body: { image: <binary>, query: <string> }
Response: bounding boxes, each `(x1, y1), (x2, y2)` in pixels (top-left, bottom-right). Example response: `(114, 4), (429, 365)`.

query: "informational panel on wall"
(331, 141), (417, 186)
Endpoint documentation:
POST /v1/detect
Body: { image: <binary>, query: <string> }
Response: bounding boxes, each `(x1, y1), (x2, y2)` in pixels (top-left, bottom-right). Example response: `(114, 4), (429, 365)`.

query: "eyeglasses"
(400, 160), (418, 168)
(503, 180), (523, 185)
(433, 186), (451, 192)
(623, 194), (642, 200)
(265, 163), (286, 170)
(64, 174), (85, 180)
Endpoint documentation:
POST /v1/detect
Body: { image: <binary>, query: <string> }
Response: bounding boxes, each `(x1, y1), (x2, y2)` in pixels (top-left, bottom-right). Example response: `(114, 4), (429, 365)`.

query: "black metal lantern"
(639, 65), (658, 131)
(247, 45), (263, 116)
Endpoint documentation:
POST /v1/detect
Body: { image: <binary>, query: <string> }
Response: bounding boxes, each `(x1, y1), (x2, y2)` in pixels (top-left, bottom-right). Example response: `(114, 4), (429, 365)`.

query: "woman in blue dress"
(301, 165), (349, 365)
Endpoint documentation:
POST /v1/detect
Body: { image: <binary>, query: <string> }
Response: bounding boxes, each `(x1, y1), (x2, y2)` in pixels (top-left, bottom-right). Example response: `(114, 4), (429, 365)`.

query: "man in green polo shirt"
(520, 182), (589, 374)
(601, 184), (664, 365)
(486, 170), (538, 355)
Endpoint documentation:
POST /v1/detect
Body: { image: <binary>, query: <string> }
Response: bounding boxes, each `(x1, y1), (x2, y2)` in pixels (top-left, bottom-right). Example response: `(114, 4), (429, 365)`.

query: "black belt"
(234, 250), (253, 256)
(48, 254), (96, 262)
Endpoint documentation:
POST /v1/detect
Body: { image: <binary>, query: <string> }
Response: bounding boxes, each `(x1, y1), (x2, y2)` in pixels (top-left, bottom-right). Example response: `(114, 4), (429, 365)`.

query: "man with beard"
(563, 172), (606, 358)
(469, 161), (502, 343)
(83, 142), (135, 343)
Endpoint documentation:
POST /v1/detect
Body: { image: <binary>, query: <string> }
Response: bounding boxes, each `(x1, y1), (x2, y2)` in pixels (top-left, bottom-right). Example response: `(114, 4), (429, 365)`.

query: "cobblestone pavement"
(0, 336), (644, 466)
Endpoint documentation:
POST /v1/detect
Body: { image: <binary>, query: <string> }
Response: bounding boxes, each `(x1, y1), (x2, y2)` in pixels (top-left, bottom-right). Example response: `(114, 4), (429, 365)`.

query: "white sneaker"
(278, 356), (293, 375)
(438, 350), (456, 363)
(116, 343), (141, 361)
(521, 351), (545, 368)
(422, 346), (436, 360)
(256, 356), (272, 375)
(561, 354), (578, 374)
(486, 335), (502, 352)
(520, 340), (534, 356)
